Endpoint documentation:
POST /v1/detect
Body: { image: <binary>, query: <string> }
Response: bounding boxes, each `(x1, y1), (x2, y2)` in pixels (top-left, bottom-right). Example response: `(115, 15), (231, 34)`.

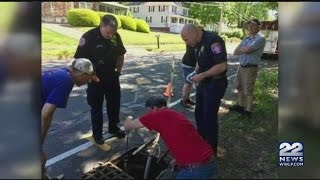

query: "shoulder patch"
(78, 38), (86, 47)
(211, 42), (222, 54)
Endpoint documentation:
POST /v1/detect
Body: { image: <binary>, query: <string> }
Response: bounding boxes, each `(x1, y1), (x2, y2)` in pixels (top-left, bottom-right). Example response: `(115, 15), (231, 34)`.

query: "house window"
(179, 18), (184, 24)
(172, 6), (177, 13)
(148, 6), (154, 12)
(165, 5), (169, 11)
(99, 5), (106, 12)
(79, 2), (86, 9)
(159, 5), (165, 12)
(133, 6), (139, 13)
(50, 2), (54, 11)
(171, 17), (177, 23)
(107, 7), (114, 13)
(161, 16), (168, 23)
(146, 16), (152, 23)
(87, 3), (93, 9)
(183, 9), (188, 16)
(188, 20), (193, 23)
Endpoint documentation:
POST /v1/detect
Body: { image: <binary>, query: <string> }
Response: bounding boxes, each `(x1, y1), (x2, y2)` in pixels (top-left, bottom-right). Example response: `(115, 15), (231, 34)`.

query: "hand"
(91, 75), (100, 82)
(116, 71), (121, 76)
(126, 116), (133, 121)
(191, 73), (205, 83)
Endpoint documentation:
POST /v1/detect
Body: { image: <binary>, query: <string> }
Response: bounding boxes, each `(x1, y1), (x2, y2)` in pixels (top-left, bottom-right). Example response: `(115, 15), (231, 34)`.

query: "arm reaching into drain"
(124, 116), (145, 130)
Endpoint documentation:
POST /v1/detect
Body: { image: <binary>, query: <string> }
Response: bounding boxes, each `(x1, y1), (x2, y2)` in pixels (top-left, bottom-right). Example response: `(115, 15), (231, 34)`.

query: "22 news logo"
(279, 142), (304, 167)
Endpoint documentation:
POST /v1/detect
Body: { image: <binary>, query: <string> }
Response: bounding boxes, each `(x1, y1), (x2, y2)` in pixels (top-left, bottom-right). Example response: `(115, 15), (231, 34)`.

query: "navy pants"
(195, 78), (228, 154)
(86, 74), (121, 140)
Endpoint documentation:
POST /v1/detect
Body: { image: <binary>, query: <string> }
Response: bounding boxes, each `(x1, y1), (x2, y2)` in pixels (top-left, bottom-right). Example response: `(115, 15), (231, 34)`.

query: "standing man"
(124, 96), (217, 179)
(41, 58), (98, 179)
(229, 19), (266, 117)
(74, 14), (127, 144)
(180, 24), (228, 155)
(180, 44), (196, 108)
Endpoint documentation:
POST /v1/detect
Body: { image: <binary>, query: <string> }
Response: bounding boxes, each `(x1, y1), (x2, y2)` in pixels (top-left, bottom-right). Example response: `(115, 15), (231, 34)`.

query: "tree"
(183, 2), (222, 27)
(223, 2), (278, 28)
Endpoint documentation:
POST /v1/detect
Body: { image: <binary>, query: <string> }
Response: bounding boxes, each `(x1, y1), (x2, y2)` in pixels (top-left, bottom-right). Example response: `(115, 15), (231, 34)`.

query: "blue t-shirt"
(41, 68), (74, 108)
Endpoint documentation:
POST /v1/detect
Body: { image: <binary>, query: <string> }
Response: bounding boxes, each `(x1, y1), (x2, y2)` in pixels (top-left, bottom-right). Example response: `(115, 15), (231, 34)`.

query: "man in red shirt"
(124, 96), (217, 179)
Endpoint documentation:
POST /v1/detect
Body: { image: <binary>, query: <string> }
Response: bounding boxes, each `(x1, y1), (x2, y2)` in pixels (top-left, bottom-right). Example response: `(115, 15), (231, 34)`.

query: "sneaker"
(186, 98), (196, 105)
(109, 128), (126, 138)
(242, 110), (252, 118)
(229, 105), (244, 113)
(94, 138), (105, 145)
(180, 100), (193, 108)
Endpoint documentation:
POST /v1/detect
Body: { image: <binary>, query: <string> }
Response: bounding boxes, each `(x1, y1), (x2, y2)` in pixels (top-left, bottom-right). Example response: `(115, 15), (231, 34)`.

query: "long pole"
(168, 55), (175, 104)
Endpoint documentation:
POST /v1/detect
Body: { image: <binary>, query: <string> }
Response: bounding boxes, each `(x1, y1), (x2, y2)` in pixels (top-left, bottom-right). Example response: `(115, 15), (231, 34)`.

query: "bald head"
(181, 23), (198, 34)
(181, 24), (201, 47)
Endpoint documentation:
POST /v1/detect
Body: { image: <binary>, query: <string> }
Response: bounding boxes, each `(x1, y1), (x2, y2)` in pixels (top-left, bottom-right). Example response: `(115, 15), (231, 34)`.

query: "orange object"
(163, 83), (174, 97)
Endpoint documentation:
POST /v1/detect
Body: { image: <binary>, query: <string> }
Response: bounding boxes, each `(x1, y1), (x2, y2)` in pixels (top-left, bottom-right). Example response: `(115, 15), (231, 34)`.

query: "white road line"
(45, 73), (238, 167)
(45, 141), (93, 167)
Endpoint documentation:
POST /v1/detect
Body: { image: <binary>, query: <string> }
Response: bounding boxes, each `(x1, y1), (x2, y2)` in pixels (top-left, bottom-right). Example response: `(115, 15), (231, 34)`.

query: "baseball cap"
(247, 19), (261, 26)
(71, 58), (94, 75)
(145, 96), (167, 108)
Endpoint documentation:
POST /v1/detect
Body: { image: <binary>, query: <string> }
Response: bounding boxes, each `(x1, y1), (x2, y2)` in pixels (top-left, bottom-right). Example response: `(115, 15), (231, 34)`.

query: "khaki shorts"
(235, 66), (258, 96)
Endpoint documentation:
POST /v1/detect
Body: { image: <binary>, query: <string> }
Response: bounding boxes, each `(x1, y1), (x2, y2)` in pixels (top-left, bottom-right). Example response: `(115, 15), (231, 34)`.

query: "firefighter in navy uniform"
(74, 15), (126, 145)
(181, 24), (228, 155)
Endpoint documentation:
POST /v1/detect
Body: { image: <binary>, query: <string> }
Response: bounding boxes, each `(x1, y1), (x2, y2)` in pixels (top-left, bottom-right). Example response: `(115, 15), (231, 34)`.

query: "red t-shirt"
(139, 108), (213, 166)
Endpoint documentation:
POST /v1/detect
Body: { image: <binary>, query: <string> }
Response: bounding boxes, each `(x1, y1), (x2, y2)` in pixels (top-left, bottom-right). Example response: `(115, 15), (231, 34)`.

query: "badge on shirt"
(96, 44), (104, 48)
(211, 42), (222, 54)
(111, 35), (117, 47)
(78, 38), (86, 47)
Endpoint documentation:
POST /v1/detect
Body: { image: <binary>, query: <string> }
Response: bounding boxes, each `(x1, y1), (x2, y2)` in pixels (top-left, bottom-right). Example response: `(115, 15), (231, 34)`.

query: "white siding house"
(127, 2), (195, 33)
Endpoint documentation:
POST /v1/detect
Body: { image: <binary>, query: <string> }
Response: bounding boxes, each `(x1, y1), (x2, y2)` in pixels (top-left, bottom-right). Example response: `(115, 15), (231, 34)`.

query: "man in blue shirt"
(229, 19), (266, 118)
(41, 58), (98, 179)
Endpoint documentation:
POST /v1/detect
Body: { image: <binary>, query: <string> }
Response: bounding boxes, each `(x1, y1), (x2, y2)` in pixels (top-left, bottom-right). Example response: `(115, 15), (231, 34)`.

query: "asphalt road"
(42, 51), (278, 178)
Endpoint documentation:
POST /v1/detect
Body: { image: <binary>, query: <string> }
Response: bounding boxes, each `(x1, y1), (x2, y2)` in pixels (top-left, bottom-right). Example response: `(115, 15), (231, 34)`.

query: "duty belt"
(203, 74), (227, 82)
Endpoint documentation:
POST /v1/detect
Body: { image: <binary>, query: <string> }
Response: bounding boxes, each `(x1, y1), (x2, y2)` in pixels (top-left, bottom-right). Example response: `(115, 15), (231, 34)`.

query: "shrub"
(118, 15), (137, 31)
(229, 37), (241, 43)
(221, 35), (228, 42)
(96, 11), (122, 29)
(135, 19), (150, 33)
(232, 30), (242, 39)
(67, 9), (100, 27)
(221, 29), (243, 39)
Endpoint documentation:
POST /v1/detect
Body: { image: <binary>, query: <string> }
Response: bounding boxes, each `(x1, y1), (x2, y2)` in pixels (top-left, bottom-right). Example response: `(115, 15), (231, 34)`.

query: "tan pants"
(235, 66), (258, 96)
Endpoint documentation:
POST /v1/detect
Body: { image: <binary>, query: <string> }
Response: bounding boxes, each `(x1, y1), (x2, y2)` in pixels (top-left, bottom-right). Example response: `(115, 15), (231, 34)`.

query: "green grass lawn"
(218, 67), (278, 179)
(0, 2), (17, 34)
(42, 27), (78, 60)
(42, 27), (186, 60)
(76, 27), (185, 45)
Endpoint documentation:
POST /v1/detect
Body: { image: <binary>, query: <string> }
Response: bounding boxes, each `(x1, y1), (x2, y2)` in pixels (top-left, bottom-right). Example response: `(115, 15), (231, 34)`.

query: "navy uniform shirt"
(194, 31), (227, 76)
(74, 27), (126, 77)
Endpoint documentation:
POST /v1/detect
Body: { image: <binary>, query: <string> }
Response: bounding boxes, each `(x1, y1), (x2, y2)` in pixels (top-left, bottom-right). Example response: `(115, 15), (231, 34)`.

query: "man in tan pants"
(229, 19), (266, 118)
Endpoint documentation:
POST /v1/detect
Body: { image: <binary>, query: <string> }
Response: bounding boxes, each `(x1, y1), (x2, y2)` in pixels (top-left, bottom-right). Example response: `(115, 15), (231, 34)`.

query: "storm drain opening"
(82, 145), (170, 179)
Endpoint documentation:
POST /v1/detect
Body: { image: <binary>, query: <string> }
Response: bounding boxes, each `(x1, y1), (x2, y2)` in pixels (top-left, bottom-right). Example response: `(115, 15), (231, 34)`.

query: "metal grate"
(82, 162), (134, 179)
